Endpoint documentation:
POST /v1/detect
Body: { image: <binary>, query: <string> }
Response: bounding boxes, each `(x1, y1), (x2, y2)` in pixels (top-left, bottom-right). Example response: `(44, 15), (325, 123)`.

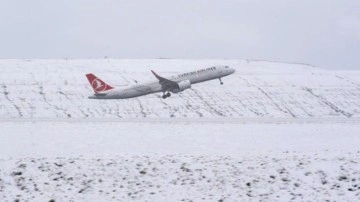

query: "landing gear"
(219, 77), (224, 85)
(162, 92), (171, 99)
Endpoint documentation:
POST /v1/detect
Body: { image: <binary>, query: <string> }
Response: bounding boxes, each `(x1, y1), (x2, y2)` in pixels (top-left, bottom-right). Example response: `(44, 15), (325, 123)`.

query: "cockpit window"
(225, 66), (229, 68)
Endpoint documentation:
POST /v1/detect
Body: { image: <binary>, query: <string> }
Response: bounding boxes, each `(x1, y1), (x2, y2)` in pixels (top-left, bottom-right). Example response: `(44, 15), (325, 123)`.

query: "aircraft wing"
(151, 70), (179, 91)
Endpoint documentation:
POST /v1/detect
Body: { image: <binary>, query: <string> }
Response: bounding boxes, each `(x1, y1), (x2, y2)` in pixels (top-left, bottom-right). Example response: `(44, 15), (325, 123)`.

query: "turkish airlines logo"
(91, 78), (107, 92)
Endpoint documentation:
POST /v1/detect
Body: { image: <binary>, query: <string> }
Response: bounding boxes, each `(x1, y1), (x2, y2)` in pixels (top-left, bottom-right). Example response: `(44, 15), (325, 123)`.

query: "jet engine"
(172, 80), (191, 93)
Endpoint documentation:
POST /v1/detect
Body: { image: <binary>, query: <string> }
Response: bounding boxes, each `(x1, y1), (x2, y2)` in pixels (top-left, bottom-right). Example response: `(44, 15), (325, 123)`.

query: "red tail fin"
(86, 73), (114, 93)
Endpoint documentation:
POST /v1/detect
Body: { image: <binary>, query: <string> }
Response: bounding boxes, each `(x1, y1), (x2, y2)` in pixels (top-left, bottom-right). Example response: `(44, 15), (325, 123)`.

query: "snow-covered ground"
(1, 59), (360, 201)
(2, 122), (360, 158)
(2, 153), (360, 201)
(1, 122), (360, 201)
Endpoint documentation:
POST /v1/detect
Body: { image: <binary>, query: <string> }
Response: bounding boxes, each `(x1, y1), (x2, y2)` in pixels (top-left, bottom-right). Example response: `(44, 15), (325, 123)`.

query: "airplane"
(86, 66), (235, 99)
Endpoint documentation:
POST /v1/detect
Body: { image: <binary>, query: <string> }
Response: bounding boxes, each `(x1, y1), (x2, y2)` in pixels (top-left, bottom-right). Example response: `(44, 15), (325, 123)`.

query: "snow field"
(1, 59), (360, 201)
(1, 153), (360, 201)
(1, 122), (360, 201)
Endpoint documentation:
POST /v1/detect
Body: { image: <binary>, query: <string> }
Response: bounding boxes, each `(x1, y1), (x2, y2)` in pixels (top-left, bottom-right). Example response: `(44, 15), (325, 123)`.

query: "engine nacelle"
(172, 80), (191, 93)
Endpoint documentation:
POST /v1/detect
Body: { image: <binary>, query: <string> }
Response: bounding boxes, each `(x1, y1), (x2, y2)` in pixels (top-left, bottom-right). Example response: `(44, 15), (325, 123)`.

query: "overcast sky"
(0, 0), (359, 69)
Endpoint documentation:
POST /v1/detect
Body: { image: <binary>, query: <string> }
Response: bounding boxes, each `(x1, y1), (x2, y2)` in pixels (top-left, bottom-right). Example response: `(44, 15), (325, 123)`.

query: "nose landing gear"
(219, 77), (224, 85)
(162, 92), (171, 99)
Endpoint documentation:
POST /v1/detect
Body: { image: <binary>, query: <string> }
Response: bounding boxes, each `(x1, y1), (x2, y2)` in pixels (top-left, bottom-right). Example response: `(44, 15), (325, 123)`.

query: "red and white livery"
(86, 66), (235, 99)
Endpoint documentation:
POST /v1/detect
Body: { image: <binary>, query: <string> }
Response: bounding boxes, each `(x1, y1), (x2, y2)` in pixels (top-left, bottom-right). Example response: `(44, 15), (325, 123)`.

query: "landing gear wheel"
(162, 91), (171, 99)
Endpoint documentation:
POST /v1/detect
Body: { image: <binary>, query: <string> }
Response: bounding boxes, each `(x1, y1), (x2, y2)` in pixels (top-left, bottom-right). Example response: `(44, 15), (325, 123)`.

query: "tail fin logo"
(86, 73), (114, 93)
(91, 78), (107, 92)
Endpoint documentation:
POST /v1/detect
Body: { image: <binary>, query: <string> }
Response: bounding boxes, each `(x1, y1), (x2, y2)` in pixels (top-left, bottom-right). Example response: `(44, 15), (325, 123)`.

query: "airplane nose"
(230, 68), (235, 74)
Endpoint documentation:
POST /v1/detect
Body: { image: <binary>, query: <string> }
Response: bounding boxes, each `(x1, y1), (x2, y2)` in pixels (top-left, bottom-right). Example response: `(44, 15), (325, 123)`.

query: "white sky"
(0, 0), (359, 69)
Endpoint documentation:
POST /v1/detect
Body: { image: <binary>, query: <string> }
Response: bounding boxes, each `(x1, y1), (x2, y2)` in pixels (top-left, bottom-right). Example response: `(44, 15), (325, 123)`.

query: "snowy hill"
(1, 59), (360, 119)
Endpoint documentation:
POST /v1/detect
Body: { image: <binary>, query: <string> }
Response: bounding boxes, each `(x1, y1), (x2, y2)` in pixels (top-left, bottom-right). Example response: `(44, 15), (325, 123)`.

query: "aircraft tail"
(86, 73), (114, 93)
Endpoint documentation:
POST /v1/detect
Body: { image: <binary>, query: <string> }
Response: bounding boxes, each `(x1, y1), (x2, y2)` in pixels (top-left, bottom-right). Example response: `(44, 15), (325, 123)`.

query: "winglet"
(151, 70), (163, 81)
(150, 70), (179, 90)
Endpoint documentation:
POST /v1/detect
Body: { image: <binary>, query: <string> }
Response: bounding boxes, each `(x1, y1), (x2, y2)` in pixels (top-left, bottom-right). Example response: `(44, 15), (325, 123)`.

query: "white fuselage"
(89, 66), (235, 99)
